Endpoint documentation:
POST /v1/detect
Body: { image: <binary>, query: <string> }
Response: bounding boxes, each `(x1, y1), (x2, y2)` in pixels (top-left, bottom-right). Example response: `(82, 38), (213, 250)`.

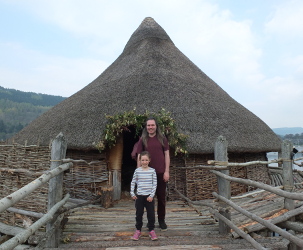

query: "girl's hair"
(141, 117), (165, 148)
(140, 151), (151, 160)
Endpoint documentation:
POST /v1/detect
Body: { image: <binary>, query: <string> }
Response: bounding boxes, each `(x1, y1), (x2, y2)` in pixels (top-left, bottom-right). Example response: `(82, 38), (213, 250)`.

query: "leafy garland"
(96, 108), (188, 156)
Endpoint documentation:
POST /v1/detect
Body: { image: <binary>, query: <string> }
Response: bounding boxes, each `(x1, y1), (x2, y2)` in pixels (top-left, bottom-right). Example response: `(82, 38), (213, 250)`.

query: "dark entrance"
(121, 126), (141, 192)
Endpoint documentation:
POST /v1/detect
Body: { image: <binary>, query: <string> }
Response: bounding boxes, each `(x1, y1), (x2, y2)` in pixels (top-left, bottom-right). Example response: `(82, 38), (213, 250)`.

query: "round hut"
(10, 17), (281, 201)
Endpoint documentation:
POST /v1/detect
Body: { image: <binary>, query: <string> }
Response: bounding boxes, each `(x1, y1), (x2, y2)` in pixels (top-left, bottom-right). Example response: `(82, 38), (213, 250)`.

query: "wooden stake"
(46, 132), (67, 248)
(214, 135), (231, 235)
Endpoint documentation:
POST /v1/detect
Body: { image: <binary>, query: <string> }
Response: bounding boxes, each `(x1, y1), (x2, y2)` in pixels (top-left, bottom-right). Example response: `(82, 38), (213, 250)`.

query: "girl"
(130, 151), (158, 240)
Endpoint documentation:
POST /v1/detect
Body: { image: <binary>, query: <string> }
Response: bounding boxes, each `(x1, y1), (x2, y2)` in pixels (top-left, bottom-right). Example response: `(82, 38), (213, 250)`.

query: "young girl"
(130, 151), (158, 241)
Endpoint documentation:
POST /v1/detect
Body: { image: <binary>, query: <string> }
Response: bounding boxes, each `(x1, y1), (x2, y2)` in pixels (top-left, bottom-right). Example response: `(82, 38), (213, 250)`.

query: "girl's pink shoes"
(131, 230), (141, 240)
(149, 230), (158, 240)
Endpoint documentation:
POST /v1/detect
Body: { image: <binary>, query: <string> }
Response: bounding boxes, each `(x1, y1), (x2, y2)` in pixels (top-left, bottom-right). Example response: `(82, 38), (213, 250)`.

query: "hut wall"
(169, 152), (269, 201)
(65, 149), (108, 200)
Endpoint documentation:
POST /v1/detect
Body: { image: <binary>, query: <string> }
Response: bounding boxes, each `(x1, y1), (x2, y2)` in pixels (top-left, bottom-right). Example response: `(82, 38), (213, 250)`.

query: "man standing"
(136, 117), (170, 231)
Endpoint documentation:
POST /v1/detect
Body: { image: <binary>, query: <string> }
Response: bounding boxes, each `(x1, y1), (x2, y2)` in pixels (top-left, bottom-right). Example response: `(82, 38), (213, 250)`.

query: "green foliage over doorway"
(96, 108), (188, 156)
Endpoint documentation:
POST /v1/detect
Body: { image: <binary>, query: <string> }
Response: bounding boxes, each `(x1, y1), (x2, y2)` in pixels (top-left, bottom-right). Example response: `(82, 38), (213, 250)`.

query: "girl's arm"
(150, 169), (157, 198)
(130, 170), (137, 197)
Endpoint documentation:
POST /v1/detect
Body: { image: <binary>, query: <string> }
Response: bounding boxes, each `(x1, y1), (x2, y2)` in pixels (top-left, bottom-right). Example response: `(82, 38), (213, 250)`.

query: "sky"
(0, 0), (302, 129)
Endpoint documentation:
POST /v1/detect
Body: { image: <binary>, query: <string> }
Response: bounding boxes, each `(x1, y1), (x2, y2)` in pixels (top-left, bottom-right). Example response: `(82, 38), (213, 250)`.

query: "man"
(136, 117), (170, 231)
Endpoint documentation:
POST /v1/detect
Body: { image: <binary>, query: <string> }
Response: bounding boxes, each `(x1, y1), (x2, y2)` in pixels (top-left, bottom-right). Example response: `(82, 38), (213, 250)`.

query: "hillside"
(272, 127), (303, 136)
(0, 86), (66, 140)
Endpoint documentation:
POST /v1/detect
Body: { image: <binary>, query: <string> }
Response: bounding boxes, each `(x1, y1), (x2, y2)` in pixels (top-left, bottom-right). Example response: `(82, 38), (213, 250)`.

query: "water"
(266, 145), (303, 170)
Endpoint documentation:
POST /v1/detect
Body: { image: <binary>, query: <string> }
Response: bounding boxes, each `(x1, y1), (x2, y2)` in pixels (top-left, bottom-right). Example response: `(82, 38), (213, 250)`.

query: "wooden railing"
(176, 136), (303, 250)
(0, 133), (72, 250)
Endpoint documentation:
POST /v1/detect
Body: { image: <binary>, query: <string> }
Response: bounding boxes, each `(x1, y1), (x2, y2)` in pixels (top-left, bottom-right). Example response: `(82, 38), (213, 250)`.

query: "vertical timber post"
(282, 140), (296, 250)
(46, 132), (67, 248)
(108, 135), (123, 201)
(215, 135), (231, 235)
(282, 140), (294, 210)
(112, 169), (121, 200)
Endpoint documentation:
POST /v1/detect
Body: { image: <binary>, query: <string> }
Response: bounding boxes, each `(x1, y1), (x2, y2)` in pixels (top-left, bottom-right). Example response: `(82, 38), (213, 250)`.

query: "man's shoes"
(149, 230), (158, 240)
(158, 220), (167, 231)
(131, 230), (141, 240)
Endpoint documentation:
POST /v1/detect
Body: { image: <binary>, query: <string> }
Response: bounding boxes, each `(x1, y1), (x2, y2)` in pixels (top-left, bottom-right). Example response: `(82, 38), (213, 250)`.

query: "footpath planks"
(41, 199), (290, 249)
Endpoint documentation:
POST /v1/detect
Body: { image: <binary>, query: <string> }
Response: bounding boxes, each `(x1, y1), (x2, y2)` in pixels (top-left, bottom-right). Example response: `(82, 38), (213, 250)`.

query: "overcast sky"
(0, 0), (302, 129)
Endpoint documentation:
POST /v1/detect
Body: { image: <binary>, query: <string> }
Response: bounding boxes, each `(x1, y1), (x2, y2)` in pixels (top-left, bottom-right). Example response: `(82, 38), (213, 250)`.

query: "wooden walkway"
(48, 196), (289, 250)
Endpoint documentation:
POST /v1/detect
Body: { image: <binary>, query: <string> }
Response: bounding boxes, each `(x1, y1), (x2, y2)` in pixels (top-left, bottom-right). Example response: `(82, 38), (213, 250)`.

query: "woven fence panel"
(0, 145), (109, 227)
(186, 168), (218, 200)
(244, 152), (269, 192)
(167, 155), (186, 200)
(0, 144), (50, 171)
(65, 149), (108, 200)
(185, 154), (217, 201)
(0, 144), (50, 226)
(169, 152), (270, 201)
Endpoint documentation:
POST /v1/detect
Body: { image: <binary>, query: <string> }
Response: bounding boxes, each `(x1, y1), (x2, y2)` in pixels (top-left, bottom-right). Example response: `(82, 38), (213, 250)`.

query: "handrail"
(208, 207), (266, 250)
(212, 192), (303, 248)
(173, 165), (228, 170)
(0, 133), (69, 249)
(208, 159), (280, 167)
(205, 138), (302, 248)
(174, 187), (265, 250)
(0, 162), (72, 213)
(0, 194), (70, 250)
(233, 201), (303, 238)
(210, 170), (303, 200)
(208, 157), (302, 167)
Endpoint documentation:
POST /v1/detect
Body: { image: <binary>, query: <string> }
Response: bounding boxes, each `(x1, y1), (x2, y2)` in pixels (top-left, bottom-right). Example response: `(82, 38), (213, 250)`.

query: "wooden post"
(282, 140), (294, 210)
(282, 140), (296, 250)
(108, 135), (123, 200)
(46, 132), (67, 248)
(214, 135), (231, 235)
(278, 151), (282, 169)
(112, 169), (121, 200)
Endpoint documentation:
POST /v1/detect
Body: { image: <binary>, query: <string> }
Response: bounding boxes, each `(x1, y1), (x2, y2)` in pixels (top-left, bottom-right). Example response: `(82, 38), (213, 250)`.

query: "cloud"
(0, 42), (108, 96)
(4, 0), (264, 91)
(265, 0), (303, 38)
(285, 55), (303, 75)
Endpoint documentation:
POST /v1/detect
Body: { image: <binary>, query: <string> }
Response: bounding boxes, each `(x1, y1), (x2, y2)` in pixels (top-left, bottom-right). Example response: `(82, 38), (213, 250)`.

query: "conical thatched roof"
(11, 17), (281, 154)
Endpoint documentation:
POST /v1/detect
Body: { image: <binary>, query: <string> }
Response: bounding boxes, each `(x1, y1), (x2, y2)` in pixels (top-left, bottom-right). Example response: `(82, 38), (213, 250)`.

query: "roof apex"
(123, 17), (173, 52)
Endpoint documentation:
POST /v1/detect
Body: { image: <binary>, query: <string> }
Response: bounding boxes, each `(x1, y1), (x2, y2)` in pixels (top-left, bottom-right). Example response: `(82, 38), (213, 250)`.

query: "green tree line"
(0, 86), (65, 106)
(0, 86), (65, 140)
(277, 133), (303, 146)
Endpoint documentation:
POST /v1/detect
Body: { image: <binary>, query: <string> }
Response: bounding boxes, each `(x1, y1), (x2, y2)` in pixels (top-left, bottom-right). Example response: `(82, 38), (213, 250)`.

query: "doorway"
(121, 126), (141, 193)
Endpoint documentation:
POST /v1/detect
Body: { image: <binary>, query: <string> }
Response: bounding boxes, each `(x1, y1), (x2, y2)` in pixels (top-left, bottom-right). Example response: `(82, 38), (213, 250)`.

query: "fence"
(0, 133), (72, 250)
(176, 135), (303, 250)
(2, 134), (303, 249)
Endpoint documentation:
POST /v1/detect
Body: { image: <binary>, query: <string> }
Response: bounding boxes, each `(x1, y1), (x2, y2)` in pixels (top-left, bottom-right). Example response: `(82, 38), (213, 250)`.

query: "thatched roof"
(11, 17), (281, 154)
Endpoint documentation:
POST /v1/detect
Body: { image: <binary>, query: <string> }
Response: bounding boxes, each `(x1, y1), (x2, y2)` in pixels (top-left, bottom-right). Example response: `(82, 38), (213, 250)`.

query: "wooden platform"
(46, 197), (289, 249)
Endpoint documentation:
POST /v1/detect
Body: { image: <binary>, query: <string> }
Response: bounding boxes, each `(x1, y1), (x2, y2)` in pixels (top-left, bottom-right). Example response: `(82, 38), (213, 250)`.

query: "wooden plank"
(58, 198), (290, 249)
